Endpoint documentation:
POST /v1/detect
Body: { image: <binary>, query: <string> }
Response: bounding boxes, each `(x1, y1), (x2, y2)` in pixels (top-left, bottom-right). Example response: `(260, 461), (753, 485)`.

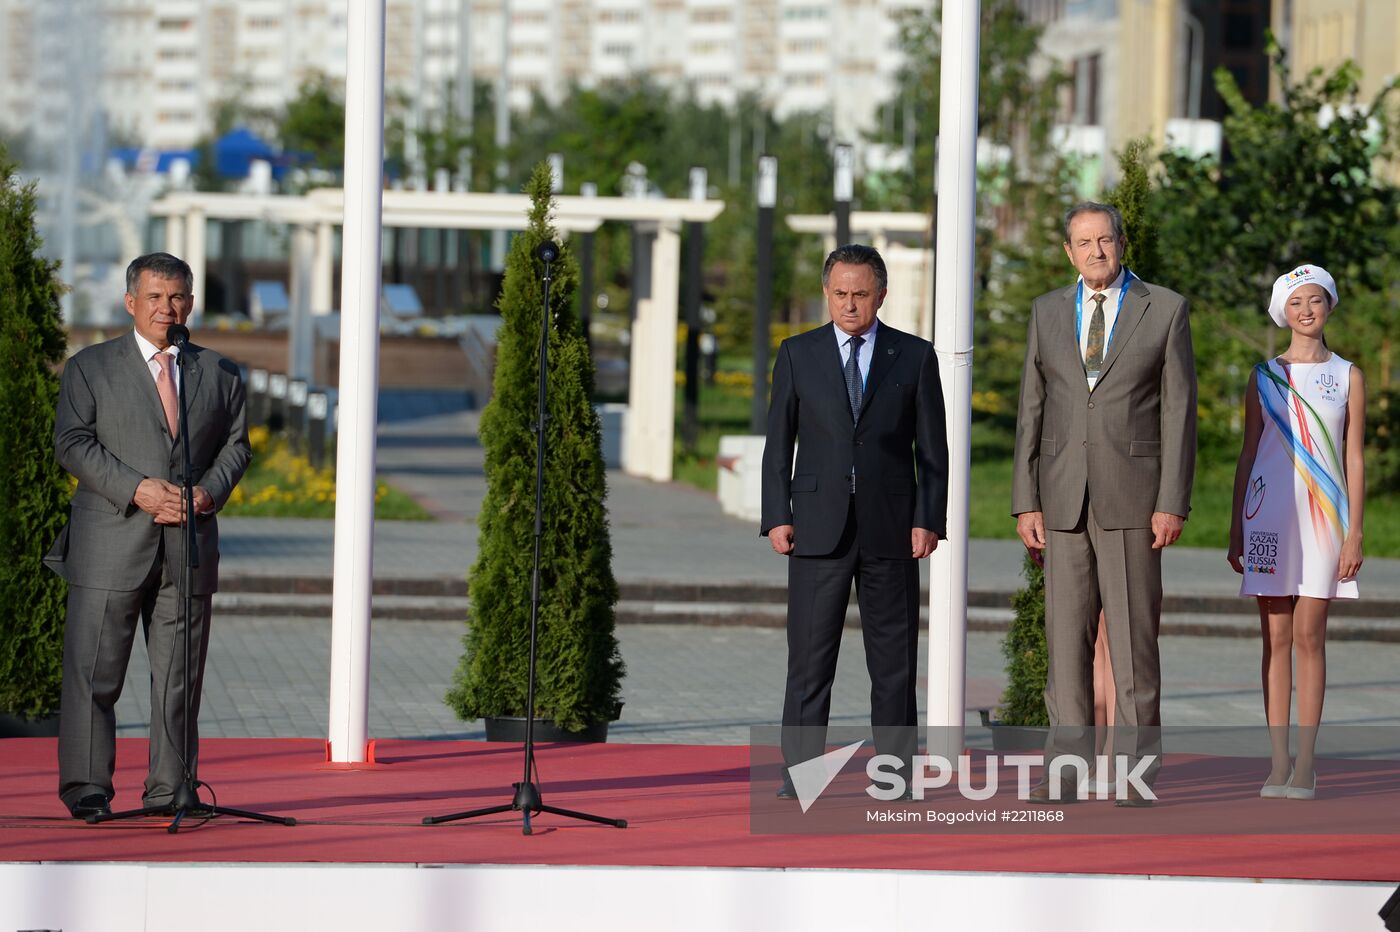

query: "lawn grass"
(671, 383), (1400, 557)
(673, 375), (756, 492)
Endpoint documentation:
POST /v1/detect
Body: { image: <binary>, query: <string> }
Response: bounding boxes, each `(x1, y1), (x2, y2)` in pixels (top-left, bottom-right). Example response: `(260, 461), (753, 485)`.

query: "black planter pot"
(0, 711), (60, 738)
(484, 716), (609, 744)
(978, 709), (1049, 752)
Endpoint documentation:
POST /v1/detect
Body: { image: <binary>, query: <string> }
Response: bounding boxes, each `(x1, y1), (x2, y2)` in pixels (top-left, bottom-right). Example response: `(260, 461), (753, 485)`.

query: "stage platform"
(3, 737), (1397, 931)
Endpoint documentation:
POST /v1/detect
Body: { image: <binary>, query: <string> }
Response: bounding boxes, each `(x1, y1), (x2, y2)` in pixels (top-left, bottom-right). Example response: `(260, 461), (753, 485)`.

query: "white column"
(185, 208), (207, 323)
(927, 0), (979, 762)
(164, 213), (186, 258)
(881, 245), (934, 341)
(288, 225), (315, 381)
(328, 0), (387, 764)
(623, 222), (680, 482)
(312, 221), (335, 314)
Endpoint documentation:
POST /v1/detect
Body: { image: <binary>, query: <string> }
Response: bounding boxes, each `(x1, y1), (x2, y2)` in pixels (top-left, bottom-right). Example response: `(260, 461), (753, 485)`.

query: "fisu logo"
(1315, 371), (1341, 402)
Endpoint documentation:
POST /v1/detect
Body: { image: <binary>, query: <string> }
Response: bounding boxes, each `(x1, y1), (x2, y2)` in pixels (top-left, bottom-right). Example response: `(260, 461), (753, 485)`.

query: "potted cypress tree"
(982, 552), (1050, 747)
(446, 163), (624, 741)
(0, 150), (71, 737)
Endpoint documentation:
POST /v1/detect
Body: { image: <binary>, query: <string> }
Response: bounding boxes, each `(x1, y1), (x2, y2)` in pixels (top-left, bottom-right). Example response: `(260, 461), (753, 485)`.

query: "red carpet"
(2, 738), (1398, 882)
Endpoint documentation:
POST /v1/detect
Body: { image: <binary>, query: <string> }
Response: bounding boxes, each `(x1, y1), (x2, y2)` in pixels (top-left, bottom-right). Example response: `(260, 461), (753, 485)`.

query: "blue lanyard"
(1075, 268), (1134, 355)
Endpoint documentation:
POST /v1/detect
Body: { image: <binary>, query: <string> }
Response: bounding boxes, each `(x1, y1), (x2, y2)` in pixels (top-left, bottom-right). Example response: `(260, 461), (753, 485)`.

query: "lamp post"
(579, 181), (597, 351)
(682, 166), (707, 451)
(833, 142), (853, 247)
(751, 155), (777, 434)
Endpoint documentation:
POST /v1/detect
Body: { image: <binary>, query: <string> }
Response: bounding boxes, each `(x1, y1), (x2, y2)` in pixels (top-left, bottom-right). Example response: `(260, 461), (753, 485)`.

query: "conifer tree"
(997, 553), (1049, 727)
(0, 150), (70, 722)
(447, 163), (624, 732)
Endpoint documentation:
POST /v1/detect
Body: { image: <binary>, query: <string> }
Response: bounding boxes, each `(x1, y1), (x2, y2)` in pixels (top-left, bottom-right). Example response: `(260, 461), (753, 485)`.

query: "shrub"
(997, 552), (1049, 726)
(446, 164), (624, 730)
(0, 150), (71, 720)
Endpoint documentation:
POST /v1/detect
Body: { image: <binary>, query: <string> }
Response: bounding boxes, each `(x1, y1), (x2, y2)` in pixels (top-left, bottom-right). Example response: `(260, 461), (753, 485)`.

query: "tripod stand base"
(423, 781), (626, 835)
(89, 782), (296, 833)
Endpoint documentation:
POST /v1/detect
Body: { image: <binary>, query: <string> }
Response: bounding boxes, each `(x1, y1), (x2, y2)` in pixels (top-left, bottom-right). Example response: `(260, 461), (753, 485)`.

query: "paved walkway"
(110, 410), (1400, 743)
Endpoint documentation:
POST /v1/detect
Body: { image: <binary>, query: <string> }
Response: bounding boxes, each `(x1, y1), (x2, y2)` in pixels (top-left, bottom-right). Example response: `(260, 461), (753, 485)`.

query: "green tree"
(1155, 40), (1400, 458)
(1107, 138), (1164, 285)
(864, 0), (1079, 426)
(446, 163), (624, 731)
(191, 77), (280, 191)
(998, 553), (1049, 727)
(280, 73), (348, 173)
(870, 0), (1068, 214)
(0, 149), (70, 722)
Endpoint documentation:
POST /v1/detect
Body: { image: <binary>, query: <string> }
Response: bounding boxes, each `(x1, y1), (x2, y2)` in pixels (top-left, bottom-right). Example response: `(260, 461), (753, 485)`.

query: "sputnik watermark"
(867, 753), (1157, 803)
(787, 740), (1157, 811)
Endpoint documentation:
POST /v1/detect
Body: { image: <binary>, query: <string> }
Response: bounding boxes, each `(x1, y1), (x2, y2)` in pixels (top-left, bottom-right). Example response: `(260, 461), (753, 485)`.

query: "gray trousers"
(1043, 499), (1162, 785)
(57, 547), (212, 810)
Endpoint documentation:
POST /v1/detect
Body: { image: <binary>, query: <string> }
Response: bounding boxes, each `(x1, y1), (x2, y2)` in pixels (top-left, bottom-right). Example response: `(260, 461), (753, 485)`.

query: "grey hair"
(125, 252), (193, 295)
(821, 244), (888, 291)
(1063, 202), (1126, 244)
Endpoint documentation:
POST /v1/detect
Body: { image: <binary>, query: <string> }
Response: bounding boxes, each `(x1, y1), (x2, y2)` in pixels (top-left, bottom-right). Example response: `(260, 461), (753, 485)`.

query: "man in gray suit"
(45, 253), (250, 818)
(1011, 203), (1196, 805)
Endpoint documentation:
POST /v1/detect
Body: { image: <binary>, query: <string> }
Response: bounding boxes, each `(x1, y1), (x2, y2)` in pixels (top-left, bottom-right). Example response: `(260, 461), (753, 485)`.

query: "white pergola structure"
(785, 212), (935, 341)
(150, 188), (723, 483)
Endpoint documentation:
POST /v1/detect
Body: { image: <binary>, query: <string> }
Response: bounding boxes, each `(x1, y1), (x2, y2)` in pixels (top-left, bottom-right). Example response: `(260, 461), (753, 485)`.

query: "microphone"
(166, 324), (191, 347)
(534, 240), (560, 264)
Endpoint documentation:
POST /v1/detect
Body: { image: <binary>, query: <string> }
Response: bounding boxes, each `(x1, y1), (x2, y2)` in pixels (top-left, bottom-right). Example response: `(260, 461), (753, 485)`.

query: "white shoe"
(1285, 771), (1316, 800)
(1260, 768), (1292, 799)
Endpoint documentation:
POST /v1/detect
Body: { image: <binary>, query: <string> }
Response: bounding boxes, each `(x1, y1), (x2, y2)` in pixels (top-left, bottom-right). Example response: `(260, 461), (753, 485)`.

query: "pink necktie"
(154, 353), (178, 439)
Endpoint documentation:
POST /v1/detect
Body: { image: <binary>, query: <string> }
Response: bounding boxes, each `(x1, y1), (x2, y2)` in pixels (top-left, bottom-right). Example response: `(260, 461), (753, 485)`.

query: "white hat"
(1268, 264), (1338, 328)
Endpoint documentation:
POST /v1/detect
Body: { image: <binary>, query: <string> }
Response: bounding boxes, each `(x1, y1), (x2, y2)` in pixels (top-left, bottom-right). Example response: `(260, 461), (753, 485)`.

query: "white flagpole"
(328, 0), (387, 763)
(927, 0), (980, 763)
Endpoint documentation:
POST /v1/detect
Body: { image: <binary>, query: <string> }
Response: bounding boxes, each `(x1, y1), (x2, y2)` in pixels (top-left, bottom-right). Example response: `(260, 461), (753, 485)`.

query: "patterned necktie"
(154, 352), (179, 439)
(1085, 292), (1106, 373)
(844, 335), (865, 420)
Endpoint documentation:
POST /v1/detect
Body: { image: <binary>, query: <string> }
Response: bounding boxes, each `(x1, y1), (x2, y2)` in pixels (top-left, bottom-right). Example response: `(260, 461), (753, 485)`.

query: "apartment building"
(1021, 0), (1270, 181)
(1276, 0), (1400, 100)
(0, 0), (930, 160)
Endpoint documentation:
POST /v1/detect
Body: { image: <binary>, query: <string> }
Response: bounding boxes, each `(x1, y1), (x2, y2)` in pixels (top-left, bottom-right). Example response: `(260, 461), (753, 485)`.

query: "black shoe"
(776, 777), (797, 800)
(70, 794), (111, 820)
(1027, 781), (1080, 805)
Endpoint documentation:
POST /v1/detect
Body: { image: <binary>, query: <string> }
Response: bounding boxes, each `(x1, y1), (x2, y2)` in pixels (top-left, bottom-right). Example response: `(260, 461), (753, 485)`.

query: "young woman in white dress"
(1227, 264), (1366, 800)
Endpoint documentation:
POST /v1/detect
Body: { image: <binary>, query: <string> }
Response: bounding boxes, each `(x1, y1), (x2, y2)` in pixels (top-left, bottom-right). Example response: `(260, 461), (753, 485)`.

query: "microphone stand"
(423, 240), (626, 836)
(93, 326), (294, 833)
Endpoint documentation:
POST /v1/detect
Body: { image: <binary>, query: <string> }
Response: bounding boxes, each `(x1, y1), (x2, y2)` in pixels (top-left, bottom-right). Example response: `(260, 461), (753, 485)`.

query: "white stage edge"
(3, 862), (1391, 931)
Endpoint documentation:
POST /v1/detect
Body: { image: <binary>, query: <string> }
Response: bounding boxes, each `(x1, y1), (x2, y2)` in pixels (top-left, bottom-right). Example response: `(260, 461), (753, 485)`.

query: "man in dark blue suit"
(761, 244), (948, 795)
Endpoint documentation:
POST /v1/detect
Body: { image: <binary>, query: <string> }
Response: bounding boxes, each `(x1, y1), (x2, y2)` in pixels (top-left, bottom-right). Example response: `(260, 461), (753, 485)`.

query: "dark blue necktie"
(844, 335), (864, 420)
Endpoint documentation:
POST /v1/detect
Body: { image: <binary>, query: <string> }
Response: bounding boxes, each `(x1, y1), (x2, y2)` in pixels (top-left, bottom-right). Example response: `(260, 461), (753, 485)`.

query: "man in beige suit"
(1011, 202), (1196, 805)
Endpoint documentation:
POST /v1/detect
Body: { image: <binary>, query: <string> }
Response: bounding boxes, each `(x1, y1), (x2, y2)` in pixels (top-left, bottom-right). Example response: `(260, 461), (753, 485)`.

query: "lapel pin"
(887, 348), (894, 354)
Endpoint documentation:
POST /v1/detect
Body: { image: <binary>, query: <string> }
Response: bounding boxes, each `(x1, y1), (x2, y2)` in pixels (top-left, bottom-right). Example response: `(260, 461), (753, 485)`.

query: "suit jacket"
(1011, 275), (1197, 530)
(44, 330), (251, 594)
(761, 321), (948, 558)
